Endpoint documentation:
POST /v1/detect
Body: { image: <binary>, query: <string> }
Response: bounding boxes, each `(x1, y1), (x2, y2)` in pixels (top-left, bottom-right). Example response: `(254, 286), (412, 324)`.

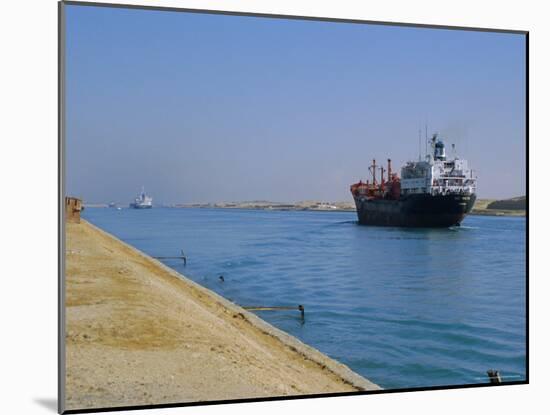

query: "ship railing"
(430, 186), (474, 196)
(438, 174), (466, 178)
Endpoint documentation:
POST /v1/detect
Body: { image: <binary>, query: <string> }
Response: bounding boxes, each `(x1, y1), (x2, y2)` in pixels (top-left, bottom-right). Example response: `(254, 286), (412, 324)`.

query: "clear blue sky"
(65, 4), (526, 204)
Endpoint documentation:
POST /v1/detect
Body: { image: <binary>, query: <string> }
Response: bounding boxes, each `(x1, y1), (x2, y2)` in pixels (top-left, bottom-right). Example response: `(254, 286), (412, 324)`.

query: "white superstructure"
(130, 187), (153, 209)
(400, 134), (477, 196)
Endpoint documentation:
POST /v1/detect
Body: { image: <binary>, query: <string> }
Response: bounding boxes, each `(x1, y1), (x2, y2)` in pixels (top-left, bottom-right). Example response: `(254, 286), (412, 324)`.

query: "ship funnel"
(434, 139), (446, 161)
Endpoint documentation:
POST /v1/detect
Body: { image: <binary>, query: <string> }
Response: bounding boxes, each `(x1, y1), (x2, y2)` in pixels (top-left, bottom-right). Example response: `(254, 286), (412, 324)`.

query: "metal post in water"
(487, 369), (502, 385)
(242, 305), (305, 322)
(152, 249), (187, 265)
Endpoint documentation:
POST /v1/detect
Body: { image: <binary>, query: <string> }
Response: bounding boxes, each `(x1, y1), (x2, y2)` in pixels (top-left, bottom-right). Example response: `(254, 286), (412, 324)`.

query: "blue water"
(82, 207), (526, 390)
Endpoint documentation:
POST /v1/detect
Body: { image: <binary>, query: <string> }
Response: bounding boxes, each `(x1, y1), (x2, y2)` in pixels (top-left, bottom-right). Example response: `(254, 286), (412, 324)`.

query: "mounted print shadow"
(59, 1), (528, 413)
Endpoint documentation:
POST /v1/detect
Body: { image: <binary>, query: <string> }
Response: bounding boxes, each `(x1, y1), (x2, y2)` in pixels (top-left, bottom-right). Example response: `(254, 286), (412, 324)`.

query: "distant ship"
(129, 187), (153, 209)
(350, 133), (477, 227)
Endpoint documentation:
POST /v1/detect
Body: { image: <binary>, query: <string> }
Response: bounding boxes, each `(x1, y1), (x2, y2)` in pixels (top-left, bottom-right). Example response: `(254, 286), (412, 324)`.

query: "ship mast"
(425, 123), (428, 159)
(418, 129), (422, 162)
(369, 159), (377, 186)
(379, 166), (386, 190)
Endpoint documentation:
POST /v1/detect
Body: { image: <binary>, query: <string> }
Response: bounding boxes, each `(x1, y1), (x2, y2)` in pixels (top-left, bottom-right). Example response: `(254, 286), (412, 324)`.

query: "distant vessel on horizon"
(130, 187), (153, 209)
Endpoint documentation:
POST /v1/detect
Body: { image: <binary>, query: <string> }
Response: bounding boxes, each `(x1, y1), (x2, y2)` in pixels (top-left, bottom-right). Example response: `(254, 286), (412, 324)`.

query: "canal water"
(82, 207), (526, 390)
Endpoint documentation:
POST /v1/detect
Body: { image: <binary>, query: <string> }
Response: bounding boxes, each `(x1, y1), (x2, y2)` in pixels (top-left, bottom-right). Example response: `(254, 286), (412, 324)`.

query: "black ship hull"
(353, 193), (476, 227)
(129, 204), (152, 209)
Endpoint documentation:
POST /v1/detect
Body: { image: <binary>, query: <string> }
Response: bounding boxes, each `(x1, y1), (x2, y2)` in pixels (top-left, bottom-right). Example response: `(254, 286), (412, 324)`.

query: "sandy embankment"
(64, 220), (379, 410)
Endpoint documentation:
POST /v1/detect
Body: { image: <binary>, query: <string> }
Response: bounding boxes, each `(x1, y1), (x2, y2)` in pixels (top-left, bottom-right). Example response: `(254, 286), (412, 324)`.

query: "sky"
(65, 4), (526, 204)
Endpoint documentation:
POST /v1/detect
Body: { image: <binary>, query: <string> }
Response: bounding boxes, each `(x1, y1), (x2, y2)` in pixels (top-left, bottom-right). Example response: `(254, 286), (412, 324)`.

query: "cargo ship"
(129, 187), (153, 209)
(350, 134), (477, 227)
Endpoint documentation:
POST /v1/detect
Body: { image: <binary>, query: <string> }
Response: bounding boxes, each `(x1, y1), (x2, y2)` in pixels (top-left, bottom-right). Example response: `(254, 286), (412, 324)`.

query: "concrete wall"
(65, 197), (82, 223)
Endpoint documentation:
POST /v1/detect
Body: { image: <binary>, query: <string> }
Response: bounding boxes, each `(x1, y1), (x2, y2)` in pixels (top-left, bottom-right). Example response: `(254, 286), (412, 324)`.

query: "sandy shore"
(64, 220), (378, 411)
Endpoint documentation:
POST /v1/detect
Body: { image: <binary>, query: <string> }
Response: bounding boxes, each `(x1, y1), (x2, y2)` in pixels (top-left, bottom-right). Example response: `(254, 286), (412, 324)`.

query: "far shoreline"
(84, 204), (525, 217)
(469, 210), (525, 217)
